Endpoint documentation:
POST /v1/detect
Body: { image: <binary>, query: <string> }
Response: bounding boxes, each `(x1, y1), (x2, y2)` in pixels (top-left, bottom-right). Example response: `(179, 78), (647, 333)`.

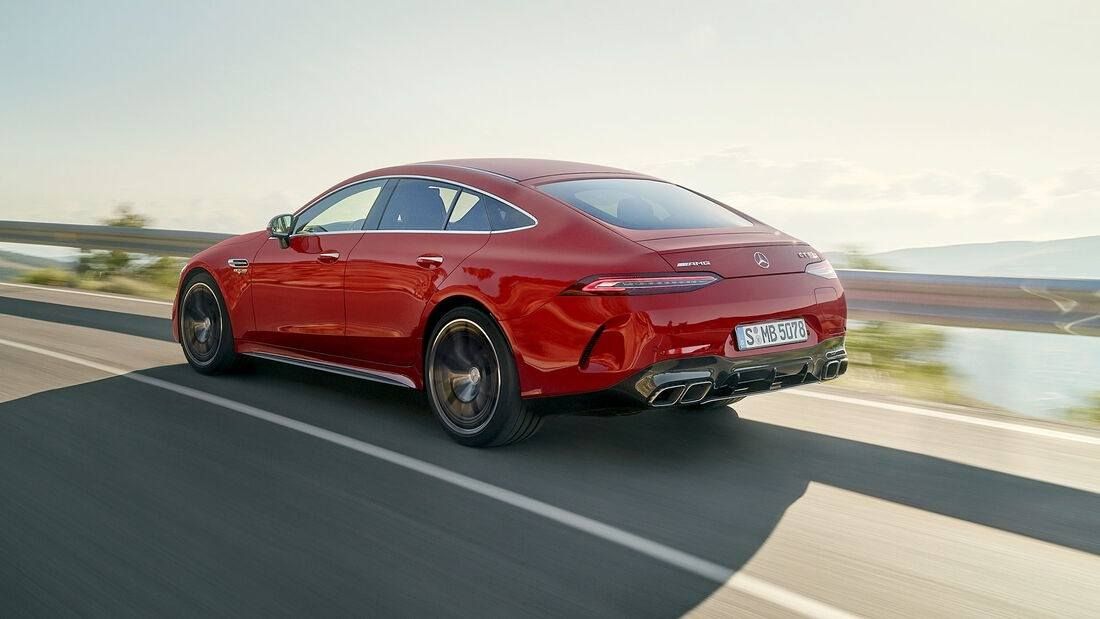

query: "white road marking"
(0, 336), (857, 619)
(785, 389), (1100, 446)
(0, 282), (172, 306)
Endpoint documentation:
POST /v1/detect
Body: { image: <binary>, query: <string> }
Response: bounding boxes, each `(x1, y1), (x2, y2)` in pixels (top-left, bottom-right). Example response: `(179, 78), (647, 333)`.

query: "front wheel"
(425, 307), (540, 447)
(179, 272), (240, 374)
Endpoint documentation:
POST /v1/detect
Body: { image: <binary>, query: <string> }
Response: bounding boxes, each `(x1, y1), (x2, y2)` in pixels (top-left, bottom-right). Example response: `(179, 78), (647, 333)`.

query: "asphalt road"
(2, 282), (1099, 618)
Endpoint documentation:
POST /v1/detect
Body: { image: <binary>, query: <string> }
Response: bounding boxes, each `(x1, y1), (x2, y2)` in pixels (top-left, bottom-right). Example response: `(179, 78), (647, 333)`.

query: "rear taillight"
(564, 273), (719, 295)
(805, 260), (838, 279)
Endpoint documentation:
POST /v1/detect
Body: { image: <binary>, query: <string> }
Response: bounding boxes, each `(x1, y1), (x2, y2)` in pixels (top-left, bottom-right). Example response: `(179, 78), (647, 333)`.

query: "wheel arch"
(422, 294), (496, 353)
(179, 264), (212, 292)
(173, 266), (214, 341)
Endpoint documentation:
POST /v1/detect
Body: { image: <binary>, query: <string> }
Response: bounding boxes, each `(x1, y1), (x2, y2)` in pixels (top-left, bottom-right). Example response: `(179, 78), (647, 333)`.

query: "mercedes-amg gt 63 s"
(173, 159), (847, 446)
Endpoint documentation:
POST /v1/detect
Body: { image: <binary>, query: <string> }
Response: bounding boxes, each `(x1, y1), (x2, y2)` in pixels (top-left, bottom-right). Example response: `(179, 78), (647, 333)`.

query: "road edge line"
(784, 389), (1100, 446)
(0, 281), (173, 306)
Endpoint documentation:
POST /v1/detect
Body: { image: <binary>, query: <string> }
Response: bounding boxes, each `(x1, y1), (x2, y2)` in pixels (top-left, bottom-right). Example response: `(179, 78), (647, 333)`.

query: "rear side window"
(446, 191), (491, 232)
(446, 191), (534, 232)
(537, 178), (753, 230)
(482, 196), (535, 231)
(379, 179), (458, 231)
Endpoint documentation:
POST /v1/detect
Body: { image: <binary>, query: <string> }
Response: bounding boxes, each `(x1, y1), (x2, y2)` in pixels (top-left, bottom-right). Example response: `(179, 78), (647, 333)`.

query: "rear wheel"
(425, 307), (540, 447)
(179, 272), (239, 374)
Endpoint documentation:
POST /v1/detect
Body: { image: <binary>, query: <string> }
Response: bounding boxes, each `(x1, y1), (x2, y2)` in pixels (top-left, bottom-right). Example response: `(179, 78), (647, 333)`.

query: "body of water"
(949, 327), (1100, 420)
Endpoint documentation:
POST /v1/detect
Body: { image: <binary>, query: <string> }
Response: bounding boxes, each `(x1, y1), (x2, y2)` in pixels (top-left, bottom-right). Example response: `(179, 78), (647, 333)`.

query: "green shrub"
(77, 276), (173, 300)
(135, 256), (183, 289)
(845, 321), (948, 373)
(19, 268), (79, 287)
(841, 320), (972, 404)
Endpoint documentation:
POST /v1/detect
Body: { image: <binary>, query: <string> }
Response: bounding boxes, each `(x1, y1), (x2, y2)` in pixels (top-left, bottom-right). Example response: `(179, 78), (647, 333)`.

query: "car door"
(249, 179), (390, 357)
(344, 178), (491, 366)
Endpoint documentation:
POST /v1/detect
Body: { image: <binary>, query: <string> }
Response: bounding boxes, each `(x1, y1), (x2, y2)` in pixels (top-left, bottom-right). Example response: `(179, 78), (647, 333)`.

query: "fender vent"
(578, 325), (606, 369)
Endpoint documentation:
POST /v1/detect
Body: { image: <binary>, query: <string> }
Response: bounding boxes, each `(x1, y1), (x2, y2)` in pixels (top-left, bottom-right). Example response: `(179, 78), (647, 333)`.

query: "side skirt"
(241, 351), (416, 389)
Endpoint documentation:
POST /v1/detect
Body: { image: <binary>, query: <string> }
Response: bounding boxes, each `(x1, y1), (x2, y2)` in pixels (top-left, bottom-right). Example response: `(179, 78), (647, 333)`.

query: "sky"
(1, 0), (1098, 252)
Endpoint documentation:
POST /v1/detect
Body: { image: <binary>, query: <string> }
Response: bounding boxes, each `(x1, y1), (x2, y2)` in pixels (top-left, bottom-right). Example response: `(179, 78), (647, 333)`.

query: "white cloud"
(648, 148), (891, 201)
(644, 148), (1011, 205)
(642, 148), (1099, 251)
(906, 172), (969, 197)
(1051, 167), (1100, 197)
(973, 172), (1026, 202)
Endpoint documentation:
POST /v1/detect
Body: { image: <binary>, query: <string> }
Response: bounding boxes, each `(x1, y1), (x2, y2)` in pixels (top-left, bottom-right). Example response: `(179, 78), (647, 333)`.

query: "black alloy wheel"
(426, 307), (540, 447)
(179, 272), (239, 374)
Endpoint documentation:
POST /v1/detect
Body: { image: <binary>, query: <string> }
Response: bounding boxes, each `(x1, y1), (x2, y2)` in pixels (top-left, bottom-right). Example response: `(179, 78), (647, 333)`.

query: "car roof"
(418, 158), (643, 182)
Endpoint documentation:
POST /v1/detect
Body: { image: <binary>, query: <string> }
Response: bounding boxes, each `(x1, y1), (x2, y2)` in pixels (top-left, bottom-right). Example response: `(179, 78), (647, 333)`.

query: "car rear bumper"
(527, 336), (847, 416)
(502, 271), (847, 398)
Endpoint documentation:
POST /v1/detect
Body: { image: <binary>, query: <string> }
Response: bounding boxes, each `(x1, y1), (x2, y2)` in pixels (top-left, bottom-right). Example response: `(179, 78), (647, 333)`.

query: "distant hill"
(830, 236), (1100, 278)
(0, 249), (69, 282)
(0, 249), (69, 270)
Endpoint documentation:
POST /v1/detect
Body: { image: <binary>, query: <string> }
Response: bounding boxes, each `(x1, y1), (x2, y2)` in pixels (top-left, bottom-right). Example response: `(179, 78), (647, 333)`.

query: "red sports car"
(173, 159), (847, 446)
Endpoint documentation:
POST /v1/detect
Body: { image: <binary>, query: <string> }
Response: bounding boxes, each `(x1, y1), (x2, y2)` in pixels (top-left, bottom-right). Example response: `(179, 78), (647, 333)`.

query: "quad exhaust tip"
(821, 348), (848, 381)
(650, 384), (687, 407)
(679, 381), (712, 404)
(821, 357), (849, 380)
(650, 380), (714, 407)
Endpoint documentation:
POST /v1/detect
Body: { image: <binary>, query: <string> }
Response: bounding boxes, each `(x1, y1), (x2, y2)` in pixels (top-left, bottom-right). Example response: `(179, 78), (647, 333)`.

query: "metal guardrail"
(2, 220), (1098, 337)
(0, 221), (231, 256)
(841, 270), (1100, 337)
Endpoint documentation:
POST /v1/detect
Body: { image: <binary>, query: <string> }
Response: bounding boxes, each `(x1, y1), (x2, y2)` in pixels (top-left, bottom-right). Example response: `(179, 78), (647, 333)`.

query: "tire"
(178, 272), (240, 374)
(425, 307), (541, 447)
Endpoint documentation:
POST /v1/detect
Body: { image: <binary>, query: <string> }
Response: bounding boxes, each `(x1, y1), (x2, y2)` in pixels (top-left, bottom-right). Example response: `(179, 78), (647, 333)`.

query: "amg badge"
(676, 260), (711, 268)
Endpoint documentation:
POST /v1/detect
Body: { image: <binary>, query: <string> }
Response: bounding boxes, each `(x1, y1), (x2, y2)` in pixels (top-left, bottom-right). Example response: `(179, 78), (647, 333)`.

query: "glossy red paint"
(344, 230), (489, 366)
(250, 233), (362, 356)
(172, 159), (847, 399)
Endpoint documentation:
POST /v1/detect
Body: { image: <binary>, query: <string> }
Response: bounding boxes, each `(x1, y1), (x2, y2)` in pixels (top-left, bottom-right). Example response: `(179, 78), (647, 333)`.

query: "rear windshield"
(537, 178), (753, 230)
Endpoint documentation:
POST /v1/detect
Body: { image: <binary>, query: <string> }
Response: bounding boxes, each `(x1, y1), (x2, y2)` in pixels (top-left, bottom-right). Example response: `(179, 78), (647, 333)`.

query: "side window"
(446, 191), (491, 232)
(295, 180), (385, 234)
(379, 179), (458, 231)
(484, 196), (536, 231)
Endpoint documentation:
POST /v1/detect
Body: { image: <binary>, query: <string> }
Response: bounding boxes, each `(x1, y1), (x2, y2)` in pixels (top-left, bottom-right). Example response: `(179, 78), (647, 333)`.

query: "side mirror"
(268, 214), (294, 248)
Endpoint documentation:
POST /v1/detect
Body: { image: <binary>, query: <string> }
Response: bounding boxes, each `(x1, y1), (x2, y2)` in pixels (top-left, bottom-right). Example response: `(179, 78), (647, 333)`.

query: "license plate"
(735, 318), (808, 350)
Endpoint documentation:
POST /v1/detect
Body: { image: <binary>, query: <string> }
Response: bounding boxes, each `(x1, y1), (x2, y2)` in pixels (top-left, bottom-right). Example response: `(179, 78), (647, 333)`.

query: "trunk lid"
(639, 231), (822, 278)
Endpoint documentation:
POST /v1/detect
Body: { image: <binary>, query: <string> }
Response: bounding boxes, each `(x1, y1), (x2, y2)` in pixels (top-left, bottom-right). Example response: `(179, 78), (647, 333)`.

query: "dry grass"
(18, 269), (176, 301)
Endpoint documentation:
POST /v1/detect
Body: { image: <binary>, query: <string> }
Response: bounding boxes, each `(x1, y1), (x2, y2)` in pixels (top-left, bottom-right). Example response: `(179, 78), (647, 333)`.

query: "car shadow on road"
(140, 358), (1100, 566)
(2, 358), (1100, 615)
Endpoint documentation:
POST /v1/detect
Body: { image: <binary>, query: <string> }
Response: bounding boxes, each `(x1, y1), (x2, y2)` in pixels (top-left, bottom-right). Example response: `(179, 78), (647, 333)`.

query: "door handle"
(317, 251), (340, 264)
(416, 254), (444, 268)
